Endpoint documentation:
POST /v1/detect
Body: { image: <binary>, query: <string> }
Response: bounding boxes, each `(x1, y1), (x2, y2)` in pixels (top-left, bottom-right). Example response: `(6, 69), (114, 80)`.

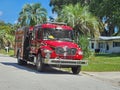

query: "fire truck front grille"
(55, 47), (64, 55)
(55, 47), (77, 55)
(67, 48), (77, 55)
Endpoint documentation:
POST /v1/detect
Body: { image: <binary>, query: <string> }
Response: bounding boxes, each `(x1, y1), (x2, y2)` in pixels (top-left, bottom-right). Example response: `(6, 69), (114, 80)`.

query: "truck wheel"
(36, 53), (44, 72)
(17, 51), (27, 65)
(71, 66), (81, 74)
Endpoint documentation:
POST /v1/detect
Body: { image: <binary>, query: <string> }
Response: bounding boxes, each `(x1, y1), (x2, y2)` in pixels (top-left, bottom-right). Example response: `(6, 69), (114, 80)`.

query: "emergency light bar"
(46, 21), (67, 25)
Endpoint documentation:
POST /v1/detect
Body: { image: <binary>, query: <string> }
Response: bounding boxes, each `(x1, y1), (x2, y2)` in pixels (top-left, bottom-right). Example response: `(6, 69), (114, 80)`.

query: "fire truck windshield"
(43, 28), (74, 41)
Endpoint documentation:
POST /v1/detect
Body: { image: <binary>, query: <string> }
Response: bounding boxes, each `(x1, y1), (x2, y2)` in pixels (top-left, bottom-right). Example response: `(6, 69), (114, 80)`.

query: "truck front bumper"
(44, 59), (88, 66)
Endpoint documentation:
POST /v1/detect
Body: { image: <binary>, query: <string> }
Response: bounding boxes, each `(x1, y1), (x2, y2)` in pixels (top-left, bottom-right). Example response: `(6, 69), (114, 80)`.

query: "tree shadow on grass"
(95, 53), (120, 57)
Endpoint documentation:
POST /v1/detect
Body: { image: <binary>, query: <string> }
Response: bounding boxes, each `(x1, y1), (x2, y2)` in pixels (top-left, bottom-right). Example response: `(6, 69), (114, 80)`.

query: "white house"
(89, 36), (120, 53)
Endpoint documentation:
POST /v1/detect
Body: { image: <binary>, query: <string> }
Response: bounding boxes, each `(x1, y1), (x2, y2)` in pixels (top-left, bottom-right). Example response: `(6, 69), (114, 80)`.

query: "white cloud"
(0, 11), (3, 16)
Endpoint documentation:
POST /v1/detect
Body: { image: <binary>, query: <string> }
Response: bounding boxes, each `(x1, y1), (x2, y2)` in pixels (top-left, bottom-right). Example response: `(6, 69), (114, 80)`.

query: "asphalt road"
(0, 54), (120, 90)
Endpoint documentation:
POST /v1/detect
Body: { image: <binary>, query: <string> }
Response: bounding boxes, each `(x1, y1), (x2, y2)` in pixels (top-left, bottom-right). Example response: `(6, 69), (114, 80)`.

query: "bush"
(76, 35), (92, 58)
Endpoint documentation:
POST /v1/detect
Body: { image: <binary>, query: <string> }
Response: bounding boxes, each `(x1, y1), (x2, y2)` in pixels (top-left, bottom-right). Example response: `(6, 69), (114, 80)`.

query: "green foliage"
(77, 35), (91, 58)
(50, 0), (79, 14)
(0, 21), (14, 49)
(18, 3), (47, 26)
(49, 0), (90, 14)
(0, 23), (12, 34)
(89, 0), (120, 35)
(88, 0), (104, 17)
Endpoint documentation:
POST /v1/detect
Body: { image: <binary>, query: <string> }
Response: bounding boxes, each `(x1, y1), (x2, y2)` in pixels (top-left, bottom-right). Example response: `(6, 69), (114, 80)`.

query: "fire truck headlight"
(78, 51), (83, 55)
(44, 49), (52, 53)
(45, 52), (51, 59)
(44, 49), (52, 59)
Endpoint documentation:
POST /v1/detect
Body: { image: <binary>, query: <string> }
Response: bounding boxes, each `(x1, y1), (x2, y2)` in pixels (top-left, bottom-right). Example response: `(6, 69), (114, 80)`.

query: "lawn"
(0, 49), (14, 57)
(82, 53), (120, 72)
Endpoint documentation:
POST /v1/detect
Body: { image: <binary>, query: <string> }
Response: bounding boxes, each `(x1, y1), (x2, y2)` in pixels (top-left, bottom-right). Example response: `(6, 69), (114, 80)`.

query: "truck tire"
(36, 53), (44, 72)
(17, 51), (27, 65)
(71, 66), (81, 74)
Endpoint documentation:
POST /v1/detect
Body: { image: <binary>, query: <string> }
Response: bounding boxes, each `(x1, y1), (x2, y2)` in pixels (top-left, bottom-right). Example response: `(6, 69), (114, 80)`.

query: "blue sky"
(0, 0), (55, 24)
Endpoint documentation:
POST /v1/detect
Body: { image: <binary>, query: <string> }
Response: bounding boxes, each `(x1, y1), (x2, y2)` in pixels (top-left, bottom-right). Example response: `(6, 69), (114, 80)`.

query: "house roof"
(90, 36), (120, 41)
(99, 36), (120, 40)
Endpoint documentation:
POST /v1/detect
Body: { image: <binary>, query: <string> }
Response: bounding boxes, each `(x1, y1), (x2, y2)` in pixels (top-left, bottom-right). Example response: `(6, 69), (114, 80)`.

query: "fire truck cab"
(15, 22), (87, 74)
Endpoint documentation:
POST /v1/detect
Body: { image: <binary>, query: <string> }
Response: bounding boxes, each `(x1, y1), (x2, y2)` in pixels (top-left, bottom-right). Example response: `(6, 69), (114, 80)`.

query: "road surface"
(0, 54), (119, 90)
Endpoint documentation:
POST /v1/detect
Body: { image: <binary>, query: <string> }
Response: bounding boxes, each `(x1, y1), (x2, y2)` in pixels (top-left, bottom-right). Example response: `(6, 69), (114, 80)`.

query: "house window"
(98, 42), (104, 48)
(113, 42), (120, 47)
(91, 43), (94, 49)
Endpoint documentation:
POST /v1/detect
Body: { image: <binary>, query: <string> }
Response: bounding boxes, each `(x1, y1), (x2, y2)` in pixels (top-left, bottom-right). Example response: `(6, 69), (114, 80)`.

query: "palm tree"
(19, 3), (47, 26)
(0, 21), (14, 49)
(58, 4), (103, 38)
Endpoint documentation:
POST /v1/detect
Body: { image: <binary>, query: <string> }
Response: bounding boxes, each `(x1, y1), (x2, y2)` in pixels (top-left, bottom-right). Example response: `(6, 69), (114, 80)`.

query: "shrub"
(76, 35), (92, 58)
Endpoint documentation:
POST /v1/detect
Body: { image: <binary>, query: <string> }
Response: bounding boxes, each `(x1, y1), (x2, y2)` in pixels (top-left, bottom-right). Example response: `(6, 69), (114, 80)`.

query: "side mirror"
(29, 32), (34, 40)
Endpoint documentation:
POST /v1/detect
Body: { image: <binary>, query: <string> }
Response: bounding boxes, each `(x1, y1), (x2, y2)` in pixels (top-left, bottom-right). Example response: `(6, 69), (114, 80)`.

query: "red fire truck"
(15, 22), (87, 74)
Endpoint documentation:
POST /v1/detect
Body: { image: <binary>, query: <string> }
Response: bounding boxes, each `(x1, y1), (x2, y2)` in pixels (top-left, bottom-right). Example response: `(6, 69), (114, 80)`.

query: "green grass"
(82, 53), (120, 72)
(0, 49), (14, 57)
